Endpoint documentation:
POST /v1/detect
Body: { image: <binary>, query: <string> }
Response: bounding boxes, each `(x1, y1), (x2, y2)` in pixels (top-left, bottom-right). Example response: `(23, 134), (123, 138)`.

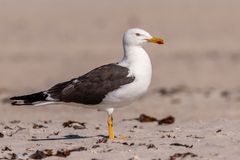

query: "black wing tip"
(10, 100), (34, 106)
(9, 96), (34, 105)
(10, 96), (18, 100)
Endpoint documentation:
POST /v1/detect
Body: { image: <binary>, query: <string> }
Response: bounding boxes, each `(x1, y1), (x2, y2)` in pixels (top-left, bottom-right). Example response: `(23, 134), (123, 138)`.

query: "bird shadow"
(28, 134), (107, 141)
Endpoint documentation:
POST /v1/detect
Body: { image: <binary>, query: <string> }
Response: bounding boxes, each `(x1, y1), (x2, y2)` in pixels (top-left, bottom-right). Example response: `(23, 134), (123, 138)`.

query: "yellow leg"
(107, 114), (115, 140)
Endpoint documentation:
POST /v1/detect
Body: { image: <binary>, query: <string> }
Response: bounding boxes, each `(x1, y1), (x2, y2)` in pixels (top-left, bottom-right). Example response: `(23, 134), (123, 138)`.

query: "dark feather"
(48, 63), (135, 105)
(10, 63), (135, 106)
(10, 91), (48, 105)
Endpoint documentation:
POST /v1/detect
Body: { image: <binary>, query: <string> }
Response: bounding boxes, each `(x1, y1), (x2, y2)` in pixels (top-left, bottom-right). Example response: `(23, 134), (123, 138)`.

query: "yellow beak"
(147, 37), (164, 44)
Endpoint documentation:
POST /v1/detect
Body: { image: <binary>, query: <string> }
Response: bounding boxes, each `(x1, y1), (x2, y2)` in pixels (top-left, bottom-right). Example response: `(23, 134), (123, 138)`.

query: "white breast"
(102, 46), (152, 107)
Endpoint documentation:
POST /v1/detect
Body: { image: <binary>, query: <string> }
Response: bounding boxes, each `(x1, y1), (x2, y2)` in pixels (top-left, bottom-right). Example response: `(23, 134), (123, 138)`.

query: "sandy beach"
(1, 0), (240, 159)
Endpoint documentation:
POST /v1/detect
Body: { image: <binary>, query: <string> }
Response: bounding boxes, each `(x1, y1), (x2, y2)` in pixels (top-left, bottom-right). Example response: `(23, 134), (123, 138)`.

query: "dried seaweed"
(55, 149), (70, 157)
(158, 116), (175, 125)
(29, 147), (87, 159)
(0, 132), (4, 138)
(96, 137), (108, 144)
(136, 114), (158, 122)
(4, 126), (13, 130)
(33, 123), (47, 129)
(170, 143), (193, 148)
(7, 153), (17, 160)
(62, 120), (86, 129)
(139, 143), (158, 149)
(92, 145), (100, 149)
(43, 120), (52, 124)
(169, 152), (197, 160)
(122, 142), (128, 145)
(29, 150), (49, 159)
(186, 135), (204, 139)
(216, 129), (222, 133)
(126, 114), (175, 125)
(2, 146), (12, 151)
(147, 144), (158, 149)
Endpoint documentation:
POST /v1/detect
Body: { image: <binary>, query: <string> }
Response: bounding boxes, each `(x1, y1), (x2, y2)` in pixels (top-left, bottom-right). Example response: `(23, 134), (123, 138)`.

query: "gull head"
(123, 28), (164, 47)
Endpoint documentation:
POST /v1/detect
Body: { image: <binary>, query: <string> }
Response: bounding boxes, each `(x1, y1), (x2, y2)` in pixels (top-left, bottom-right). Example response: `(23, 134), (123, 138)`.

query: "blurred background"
(0, 0), (240, 122)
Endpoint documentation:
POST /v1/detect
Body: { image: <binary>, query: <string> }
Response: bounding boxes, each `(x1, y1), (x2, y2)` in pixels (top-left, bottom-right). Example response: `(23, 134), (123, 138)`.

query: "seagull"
(10, 28), (164, 140)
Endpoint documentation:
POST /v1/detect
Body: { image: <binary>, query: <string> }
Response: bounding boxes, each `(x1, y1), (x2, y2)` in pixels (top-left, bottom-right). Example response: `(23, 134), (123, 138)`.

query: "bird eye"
(135, 33), (141, 36)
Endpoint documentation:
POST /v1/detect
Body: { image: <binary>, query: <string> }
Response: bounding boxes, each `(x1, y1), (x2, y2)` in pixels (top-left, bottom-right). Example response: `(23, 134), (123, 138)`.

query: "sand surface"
(1, 0), (240, 159)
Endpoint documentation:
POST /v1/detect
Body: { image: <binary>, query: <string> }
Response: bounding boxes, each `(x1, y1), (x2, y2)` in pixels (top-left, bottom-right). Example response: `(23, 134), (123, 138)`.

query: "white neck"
(103, 44), (153, 105)
(119, 44), (152, 87)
